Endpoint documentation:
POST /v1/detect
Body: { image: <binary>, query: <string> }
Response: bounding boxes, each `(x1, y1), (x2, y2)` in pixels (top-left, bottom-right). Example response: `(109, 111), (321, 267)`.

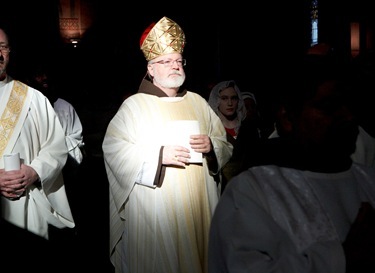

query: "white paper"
(165, 120), (202, 163)
(4, 153), (20, 171)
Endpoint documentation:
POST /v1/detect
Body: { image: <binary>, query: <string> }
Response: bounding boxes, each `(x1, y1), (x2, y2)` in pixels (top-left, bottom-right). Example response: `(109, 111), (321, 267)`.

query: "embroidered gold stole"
(0, 80), (30, 158)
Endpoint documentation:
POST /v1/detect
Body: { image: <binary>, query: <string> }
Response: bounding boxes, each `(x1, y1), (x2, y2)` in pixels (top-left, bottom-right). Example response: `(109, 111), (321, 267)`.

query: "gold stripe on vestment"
(0, 81), (27, 156)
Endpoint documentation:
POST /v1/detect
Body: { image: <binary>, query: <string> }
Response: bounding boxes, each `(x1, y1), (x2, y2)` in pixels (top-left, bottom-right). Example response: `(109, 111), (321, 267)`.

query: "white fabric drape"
(0, 78), (74, 239)
(103, 91), (232, 273)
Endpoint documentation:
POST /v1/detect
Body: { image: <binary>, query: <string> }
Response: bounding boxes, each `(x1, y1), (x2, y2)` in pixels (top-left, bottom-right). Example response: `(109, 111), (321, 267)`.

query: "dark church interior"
(1, 0), (375, 272)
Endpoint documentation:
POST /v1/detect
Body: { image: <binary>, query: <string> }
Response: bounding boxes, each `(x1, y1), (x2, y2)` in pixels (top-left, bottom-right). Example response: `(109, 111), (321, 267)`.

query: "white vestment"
(103, 91), (233, 273)
(208, 163), (375, 273)
(54, 98), (84, 164)
(352, 125), (375, 167)
(0, 77), (75, 239)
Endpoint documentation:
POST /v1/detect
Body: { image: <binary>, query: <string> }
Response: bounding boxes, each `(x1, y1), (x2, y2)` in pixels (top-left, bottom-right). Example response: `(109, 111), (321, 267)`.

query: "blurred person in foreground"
(208, 57), (375, 273)
(102, 16), (232, 273)
(269, 43), (375, 169)
(0, 26), (75, 270)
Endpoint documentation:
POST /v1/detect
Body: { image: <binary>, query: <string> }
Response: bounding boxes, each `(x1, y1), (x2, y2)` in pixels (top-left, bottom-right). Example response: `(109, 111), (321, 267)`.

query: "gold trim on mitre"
(140, 16), (186, 61)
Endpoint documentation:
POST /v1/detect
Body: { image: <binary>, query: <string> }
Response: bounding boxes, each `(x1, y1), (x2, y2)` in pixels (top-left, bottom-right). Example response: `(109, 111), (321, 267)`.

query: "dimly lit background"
(0, 1), (312, 130)
(2, 1), (374, 115)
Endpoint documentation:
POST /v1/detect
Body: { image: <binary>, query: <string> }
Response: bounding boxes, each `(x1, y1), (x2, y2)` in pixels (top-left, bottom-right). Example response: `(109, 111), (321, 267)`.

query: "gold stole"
(0, 81), (27, 157)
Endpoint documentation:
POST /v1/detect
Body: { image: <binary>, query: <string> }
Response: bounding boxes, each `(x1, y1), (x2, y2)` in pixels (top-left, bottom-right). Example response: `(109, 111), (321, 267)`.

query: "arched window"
(311, 0), (318, 46)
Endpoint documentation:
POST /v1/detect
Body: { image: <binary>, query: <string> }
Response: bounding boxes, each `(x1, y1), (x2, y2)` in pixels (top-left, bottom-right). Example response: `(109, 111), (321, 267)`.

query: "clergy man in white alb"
(102, 16), (233, 273)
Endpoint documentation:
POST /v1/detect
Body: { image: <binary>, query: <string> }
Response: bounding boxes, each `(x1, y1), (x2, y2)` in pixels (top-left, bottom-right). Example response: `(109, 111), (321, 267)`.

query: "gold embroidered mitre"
(140, 16), (186, 61)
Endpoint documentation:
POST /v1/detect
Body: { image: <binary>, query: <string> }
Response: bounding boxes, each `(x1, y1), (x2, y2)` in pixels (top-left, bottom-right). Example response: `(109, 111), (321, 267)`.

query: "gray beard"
(154, 74), (185, 88)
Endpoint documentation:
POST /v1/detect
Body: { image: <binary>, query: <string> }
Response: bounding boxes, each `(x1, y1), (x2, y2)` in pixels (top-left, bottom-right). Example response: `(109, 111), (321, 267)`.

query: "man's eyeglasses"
(151, 59), (186, 67)
(0, 45), (10, 55)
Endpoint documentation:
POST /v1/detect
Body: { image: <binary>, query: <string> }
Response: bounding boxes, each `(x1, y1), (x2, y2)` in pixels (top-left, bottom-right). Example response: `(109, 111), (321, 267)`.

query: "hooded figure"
(208, 80), (247, 144)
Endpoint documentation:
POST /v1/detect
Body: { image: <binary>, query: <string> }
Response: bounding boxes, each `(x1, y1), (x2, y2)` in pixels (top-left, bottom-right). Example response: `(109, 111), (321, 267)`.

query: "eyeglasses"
(151, 59), (186, 67)
(0, 44), (10, 55)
